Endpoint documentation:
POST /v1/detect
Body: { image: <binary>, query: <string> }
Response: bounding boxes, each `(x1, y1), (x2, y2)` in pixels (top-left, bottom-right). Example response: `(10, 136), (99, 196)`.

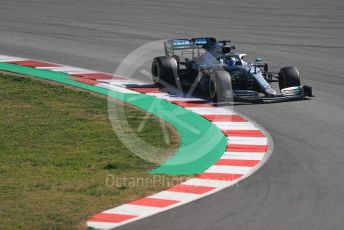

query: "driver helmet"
(226, 57), (236, 66)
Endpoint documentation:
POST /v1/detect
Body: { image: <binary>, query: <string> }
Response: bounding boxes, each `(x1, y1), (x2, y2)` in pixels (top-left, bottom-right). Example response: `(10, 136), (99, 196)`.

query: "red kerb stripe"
(215, 159), (260, 167)
(170, 100), (214, 107)
(8, 60), (60, 67)
(226, 144), (268, 152)
(223, 130), (265, 137)
(128, 197), (179, 208)
(196, 173), (243, 181)
(128, 87), (162, 93)
(73, 73), (125, 80)
(68, 77), (97, 85)
(202, 115), (247, 122)
(167, 184), (215, 194)
(89, 213), (137, 223)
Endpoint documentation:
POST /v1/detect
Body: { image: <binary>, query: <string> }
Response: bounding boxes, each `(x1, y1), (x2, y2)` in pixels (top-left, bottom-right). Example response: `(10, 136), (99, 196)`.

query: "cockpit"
(217, 54), (244, 67)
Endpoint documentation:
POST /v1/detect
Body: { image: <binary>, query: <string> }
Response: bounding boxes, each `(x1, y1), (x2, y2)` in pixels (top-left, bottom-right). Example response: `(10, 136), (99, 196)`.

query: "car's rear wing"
(164, 39), (193, 55)
(164, 37), (217, 57)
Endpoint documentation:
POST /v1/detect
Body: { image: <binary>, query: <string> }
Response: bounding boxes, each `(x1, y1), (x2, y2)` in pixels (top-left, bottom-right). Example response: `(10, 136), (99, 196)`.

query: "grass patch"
(0, 73), (182, 229)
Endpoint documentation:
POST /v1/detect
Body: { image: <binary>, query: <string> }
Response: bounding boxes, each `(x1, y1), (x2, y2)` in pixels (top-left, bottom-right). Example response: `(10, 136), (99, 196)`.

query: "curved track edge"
(0, 55), (273, 230)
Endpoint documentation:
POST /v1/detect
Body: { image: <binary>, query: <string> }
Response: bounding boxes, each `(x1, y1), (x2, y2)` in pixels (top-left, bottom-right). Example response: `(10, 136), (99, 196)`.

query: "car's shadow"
(133, 80), (312, 107)
(232, 97), (312, 106)
(174, 86), (313, 106)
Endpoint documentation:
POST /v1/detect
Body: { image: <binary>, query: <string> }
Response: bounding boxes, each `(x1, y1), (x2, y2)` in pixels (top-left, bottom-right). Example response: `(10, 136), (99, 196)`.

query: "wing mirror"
(222, 46), (231, 54)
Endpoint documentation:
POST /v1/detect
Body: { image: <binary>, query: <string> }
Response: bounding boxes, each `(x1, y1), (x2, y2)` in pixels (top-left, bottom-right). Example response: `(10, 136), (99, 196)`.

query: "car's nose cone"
(266, 88), (277, 97)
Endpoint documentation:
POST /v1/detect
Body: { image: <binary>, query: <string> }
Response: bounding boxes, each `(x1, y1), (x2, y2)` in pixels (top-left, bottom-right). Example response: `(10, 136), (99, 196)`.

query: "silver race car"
(151, 37), (313, 102)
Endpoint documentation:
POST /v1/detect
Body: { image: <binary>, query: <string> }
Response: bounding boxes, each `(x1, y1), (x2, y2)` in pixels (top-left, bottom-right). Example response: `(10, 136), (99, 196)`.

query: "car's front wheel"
(278, 66), (301, 90)
(209, 70), (232, 104)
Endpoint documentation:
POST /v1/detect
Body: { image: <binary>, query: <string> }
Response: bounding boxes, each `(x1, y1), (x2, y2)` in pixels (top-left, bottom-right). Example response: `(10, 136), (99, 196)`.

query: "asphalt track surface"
(1, 0), (344, 229)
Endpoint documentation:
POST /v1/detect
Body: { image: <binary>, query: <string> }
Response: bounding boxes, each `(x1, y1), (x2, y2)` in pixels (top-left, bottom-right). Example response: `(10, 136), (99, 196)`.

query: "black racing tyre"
(151, 56), (178, 86)
(209, 70), (232, 103)
(278, 66), (301, 90)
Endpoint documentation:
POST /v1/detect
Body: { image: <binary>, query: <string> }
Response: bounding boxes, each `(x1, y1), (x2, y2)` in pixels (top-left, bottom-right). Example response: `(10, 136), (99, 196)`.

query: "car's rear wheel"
(209, 70), (232, 103)
(278, 66), (301, 90)
(151, 56), (178, 86)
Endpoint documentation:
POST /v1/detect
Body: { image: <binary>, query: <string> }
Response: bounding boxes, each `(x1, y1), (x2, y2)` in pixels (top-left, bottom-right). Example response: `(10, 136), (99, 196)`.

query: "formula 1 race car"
(151, 37), (313, 102)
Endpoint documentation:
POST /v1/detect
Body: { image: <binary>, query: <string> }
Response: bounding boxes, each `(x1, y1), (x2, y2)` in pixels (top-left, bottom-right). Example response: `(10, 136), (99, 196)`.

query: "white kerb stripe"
(97, 79), (143, 86)
(0, 55), (27, 62)
(104, 204), (160, 216)
(147, 93), (206, 101)
(206, 165), (252, 174)
(227, 136), (268, 145)
(36, 66), (93, 74)
(214, 121), (258, 130)
(149, 191), (200, 202)
(87, 221), (120, 230)
(182, 178), (234, 188)
(96, 83), (139, 94)
(187, 107), (236, 115)
(221, 152), (265, 160)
